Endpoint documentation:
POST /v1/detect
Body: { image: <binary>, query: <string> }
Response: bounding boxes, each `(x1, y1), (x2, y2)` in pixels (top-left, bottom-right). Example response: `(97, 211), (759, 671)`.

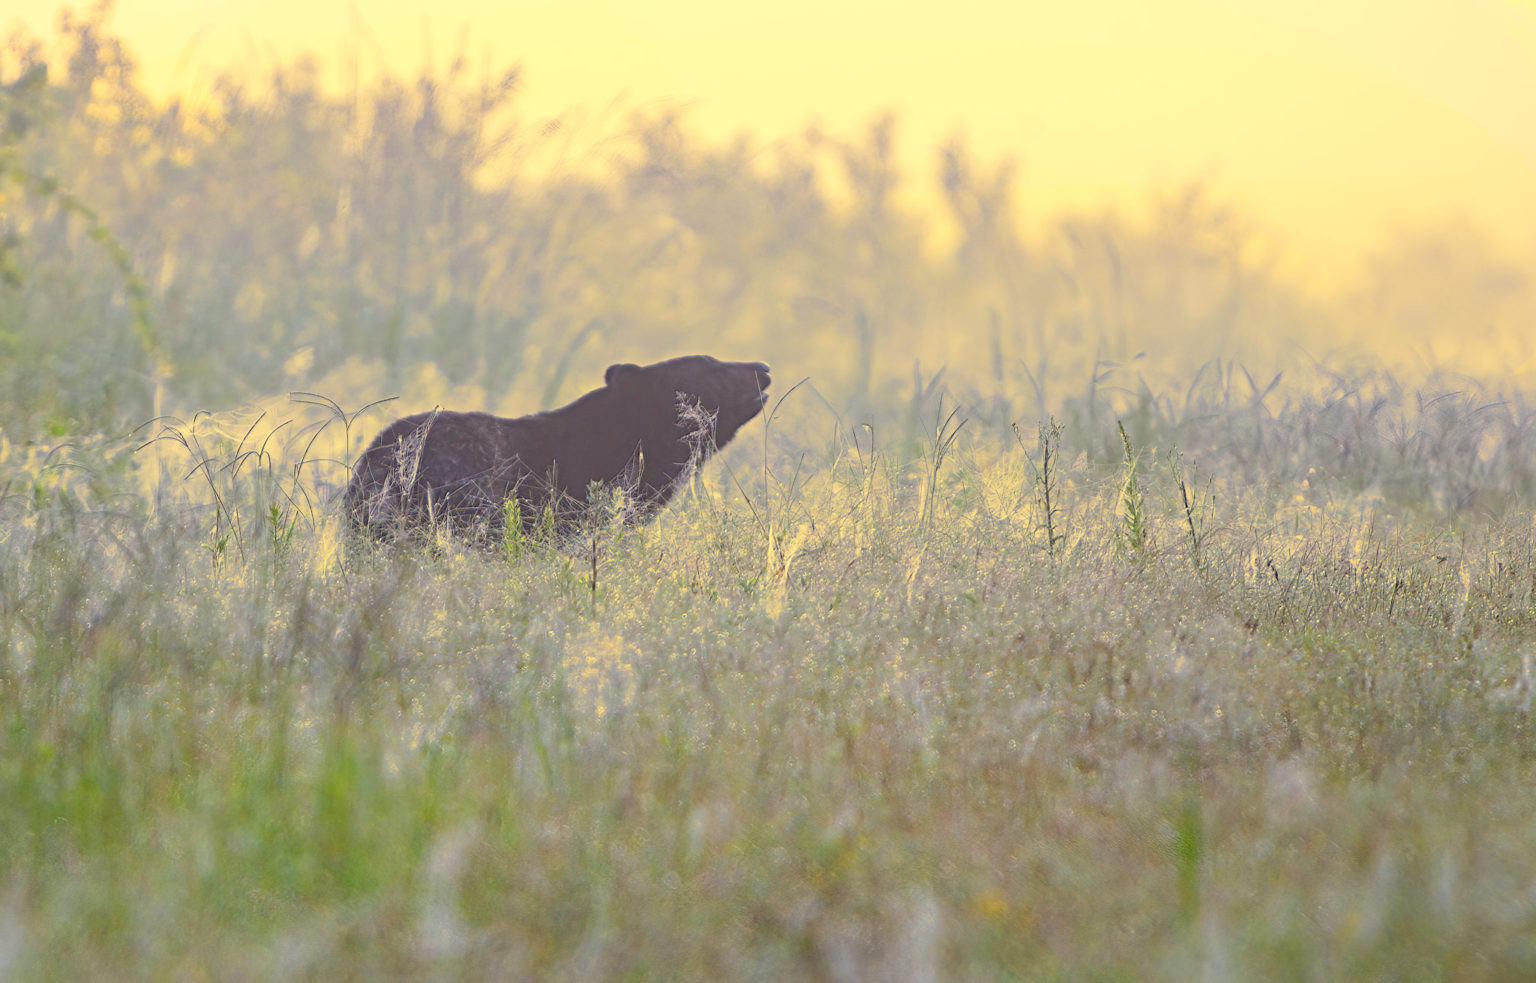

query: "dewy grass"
(5, 388), (1536, 980)
(1116, 419), (1151, 562)
(1016, 416), (1066, 565)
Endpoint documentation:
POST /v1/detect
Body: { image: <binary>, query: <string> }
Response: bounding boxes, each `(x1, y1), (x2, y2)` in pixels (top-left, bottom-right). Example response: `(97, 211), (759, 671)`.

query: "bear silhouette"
(345, 355), (772, 541)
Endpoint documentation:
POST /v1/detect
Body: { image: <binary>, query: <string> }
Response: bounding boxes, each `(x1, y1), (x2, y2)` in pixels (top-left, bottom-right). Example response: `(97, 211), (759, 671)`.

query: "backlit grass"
(5, 386), (1536, 979)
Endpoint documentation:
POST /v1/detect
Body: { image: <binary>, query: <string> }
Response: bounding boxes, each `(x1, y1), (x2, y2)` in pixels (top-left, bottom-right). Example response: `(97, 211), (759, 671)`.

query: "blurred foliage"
(5, 3), (1487, 441)
(2, 6), (1534, 501)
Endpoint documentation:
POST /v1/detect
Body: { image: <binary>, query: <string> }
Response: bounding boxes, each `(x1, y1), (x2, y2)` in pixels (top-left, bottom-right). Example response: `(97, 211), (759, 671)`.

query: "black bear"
(345, 355), (772, 541)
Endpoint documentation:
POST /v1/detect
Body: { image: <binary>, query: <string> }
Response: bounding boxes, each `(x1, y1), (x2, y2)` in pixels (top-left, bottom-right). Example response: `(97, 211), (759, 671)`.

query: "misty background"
(2, 8), (1534, 506)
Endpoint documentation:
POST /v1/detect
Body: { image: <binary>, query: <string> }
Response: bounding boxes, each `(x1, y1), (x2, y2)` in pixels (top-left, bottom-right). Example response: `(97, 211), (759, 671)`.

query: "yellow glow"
(13, 0), (1536, 291)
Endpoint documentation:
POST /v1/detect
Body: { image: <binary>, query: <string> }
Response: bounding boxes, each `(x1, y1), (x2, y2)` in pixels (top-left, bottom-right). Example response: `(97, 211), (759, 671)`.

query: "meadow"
(4, 10), (1536, 980)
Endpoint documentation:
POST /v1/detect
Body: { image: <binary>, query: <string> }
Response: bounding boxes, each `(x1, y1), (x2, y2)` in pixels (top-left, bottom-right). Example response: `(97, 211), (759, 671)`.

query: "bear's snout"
(750, 362), (772, 402)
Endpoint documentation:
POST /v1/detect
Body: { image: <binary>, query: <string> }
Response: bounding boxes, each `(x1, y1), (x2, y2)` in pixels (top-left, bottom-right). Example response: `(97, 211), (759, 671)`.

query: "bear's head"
(604, 355), (772, 450)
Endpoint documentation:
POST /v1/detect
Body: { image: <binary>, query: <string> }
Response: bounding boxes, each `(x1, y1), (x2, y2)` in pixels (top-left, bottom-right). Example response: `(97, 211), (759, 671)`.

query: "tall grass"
(5, 371), (1536, 979)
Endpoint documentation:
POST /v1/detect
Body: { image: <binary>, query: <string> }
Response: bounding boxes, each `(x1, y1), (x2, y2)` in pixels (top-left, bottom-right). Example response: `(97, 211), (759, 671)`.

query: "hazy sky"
(15, 0), (1536, 289)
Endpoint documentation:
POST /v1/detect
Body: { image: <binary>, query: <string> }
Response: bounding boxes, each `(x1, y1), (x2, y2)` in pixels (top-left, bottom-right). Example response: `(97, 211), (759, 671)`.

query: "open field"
(5, 10), (1536, 980)
(7, 376), (1536, 981)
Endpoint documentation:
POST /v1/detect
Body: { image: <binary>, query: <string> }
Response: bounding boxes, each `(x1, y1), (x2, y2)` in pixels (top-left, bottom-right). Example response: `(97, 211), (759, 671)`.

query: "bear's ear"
(605, 363), (642, 387)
